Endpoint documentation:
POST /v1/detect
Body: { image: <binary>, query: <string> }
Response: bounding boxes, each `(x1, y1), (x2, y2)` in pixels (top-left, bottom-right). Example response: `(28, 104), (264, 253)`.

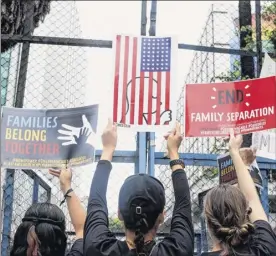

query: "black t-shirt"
(67, 238), (83, 256)
(83, 160), (194, 256)
(201, 220), (276, 256)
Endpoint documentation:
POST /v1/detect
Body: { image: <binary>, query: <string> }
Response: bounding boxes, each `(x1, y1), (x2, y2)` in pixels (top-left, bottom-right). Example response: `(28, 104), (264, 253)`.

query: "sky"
(68, 0), (238, 216)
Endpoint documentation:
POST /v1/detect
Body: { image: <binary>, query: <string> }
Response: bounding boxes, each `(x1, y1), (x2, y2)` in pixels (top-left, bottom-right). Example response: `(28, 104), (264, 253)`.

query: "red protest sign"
(185, 76), (276, 137)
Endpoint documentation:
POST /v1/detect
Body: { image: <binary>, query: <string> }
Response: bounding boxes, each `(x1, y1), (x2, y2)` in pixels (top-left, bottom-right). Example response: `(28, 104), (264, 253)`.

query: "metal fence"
(1, 1), (276, 255)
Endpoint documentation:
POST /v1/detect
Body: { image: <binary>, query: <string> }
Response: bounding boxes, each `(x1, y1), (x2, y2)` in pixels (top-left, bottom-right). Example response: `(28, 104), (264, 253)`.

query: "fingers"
(49, 169), (60, 177)
(251, 147), (257, 155)
(236, 134), (243, 142)
(163, 133), (170, 140)
(61, 124), (74, 131)
(229, 128), (235, 138)
(82, 115), (89, 125)
(107, 118), (113, 128)
(58, 130), (73, 136)
(57, 136), (72, 141)
(175, 122), (181, 135)
(62, 141), (75, 146)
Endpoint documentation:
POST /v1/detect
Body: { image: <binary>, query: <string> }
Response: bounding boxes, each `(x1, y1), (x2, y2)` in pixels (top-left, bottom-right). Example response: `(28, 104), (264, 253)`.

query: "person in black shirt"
(10, 168), (85, 256)
(202, 129), (276, 256)
(84, 121), (194, 256)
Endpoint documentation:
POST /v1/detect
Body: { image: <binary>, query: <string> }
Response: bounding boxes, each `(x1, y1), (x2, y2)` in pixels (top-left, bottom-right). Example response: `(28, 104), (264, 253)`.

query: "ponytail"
(134, 229), (145, 255)
(133, 214), (156, 256)
(26, 226), (40, 256)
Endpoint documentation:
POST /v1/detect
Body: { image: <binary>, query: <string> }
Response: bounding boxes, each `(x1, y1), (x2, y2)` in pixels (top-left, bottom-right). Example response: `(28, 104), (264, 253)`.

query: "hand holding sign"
(58, 115), (96, 147)
(49, 168), (72, 194)
(228, 128), (243, 155)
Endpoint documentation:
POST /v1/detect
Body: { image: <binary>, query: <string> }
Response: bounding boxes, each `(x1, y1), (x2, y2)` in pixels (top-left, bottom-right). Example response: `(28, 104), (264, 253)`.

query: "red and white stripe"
(112, 35), (172, 126)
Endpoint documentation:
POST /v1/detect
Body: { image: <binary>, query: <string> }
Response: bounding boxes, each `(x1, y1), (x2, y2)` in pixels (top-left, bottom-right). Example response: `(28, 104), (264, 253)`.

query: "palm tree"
(239, 0), (255, 147)
(1, 0), (51, 53)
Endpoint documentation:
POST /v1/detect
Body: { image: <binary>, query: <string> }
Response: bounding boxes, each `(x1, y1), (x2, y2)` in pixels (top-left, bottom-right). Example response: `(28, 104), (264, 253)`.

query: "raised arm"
(157, 123), (194, 255)
(228, 129), (267, 223)
(49, 168), (86, 239)
(84, 119), (118, 255)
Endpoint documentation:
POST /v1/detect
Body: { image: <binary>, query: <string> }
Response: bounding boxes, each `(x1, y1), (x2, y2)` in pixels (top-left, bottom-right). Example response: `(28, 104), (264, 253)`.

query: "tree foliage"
(1, 0), (51, 53)
(216, 2), (275, 83)
(109, 217), (124, 231)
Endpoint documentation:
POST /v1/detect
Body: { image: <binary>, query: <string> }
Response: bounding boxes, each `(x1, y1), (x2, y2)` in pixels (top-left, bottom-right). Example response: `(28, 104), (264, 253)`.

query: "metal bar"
(94, 150), (276, 169)
(147, 132), (155, 176)
(1, 169), (15, 256)
(260, 170), (269, 217)
(14, 1), (34, 108)
(135, 136), (140, 175)
(195, 233), (202, 256)
(198, 189), (211, 253)
(255, 0), (263, 77)
(149, 0), (157, 36)
(147, 0), (157, 176)
(32, 176), (40, 204)
(153, 152), (276, 169)
(95, 150), (137, 163)
(137, 0), (148, 175)
(141, 0), (147, 36)
(138, 133), (147, 174)
(2, 35), (275, 58)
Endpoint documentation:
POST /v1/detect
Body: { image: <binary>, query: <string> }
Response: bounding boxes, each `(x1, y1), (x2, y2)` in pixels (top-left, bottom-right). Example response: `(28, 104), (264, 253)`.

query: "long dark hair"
(10, 203), (67, 256)
(204, 184), (255, 256)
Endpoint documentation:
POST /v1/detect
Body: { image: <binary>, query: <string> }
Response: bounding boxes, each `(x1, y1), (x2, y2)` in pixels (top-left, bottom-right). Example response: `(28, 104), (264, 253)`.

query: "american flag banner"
(112, 35), (177, 130)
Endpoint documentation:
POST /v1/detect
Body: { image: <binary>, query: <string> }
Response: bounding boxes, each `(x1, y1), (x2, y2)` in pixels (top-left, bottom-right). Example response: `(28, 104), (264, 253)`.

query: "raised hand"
(229, 128), (243, 155)
(239, 147), (257, 166)
(102, 119), (117, 152)
(164, 122), (183, 159)
(49, 168), (72, 193)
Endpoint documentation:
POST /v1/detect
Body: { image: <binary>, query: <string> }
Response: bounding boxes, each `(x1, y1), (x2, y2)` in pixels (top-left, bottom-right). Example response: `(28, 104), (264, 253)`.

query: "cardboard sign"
(1, 105), (98, 169)
(112, 35), (178, 132)
(252, 131), (276, 160)
(218, 153), (263, 189)
(260, 53), (276, 78)
(185, 76), (276, 137)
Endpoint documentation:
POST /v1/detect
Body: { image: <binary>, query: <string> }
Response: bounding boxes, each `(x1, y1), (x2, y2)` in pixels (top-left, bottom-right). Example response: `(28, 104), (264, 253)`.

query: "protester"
(202, 129), (276, 256)
(10, 168), (86, 256)
(83, 120), (194, 256)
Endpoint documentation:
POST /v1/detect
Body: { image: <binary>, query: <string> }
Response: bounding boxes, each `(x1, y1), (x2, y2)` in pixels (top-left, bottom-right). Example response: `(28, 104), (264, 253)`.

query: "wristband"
(60, 188), (73, 206)
(170, 159), (185, 169)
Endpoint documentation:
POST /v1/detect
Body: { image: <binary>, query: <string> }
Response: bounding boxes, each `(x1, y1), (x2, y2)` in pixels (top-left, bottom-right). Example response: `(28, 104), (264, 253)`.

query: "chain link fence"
(156, 0), (276, 247)
(1, 1), (276, 255)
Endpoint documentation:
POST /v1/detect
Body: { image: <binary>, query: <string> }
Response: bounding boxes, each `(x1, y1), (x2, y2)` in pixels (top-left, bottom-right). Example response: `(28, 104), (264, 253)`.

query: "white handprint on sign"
(57, 115), (96, 147)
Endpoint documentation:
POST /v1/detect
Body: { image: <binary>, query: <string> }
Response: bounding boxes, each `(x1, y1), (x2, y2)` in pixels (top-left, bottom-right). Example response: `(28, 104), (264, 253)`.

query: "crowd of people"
(10, 121), (276, 256)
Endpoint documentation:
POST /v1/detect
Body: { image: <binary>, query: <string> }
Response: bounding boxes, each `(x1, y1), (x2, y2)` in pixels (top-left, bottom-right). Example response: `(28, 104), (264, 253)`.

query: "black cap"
(119, 174), (165, 232)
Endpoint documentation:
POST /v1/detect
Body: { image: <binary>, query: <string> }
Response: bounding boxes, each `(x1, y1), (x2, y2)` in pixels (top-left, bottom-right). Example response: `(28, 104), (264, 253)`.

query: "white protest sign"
(251, 54), (275, 160)
(260, 53), (275, 77)
(252, 131), (276, 160)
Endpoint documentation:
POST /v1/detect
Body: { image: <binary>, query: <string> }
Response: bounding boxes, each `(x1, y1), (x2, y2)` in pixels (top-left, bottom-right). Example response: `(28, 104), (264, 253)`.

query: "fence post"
(147, 132), (155, 176)
(255, 0), (262, 77)
(136, 0), (148, 175)
(32, 176), (40, 204)
(147, 0), (157, 176)
(260, 170), (269, 218)
(14, 1), (34, 107)
(1, 169), (15, 256)
(198, 192), (208, 253)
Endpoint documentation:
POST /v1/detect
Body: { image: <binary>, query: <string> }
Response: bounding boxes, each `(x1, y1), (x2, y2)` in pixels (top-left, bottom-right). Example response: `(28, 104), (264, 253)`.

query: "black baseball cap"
(119, 174), (166, 232)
